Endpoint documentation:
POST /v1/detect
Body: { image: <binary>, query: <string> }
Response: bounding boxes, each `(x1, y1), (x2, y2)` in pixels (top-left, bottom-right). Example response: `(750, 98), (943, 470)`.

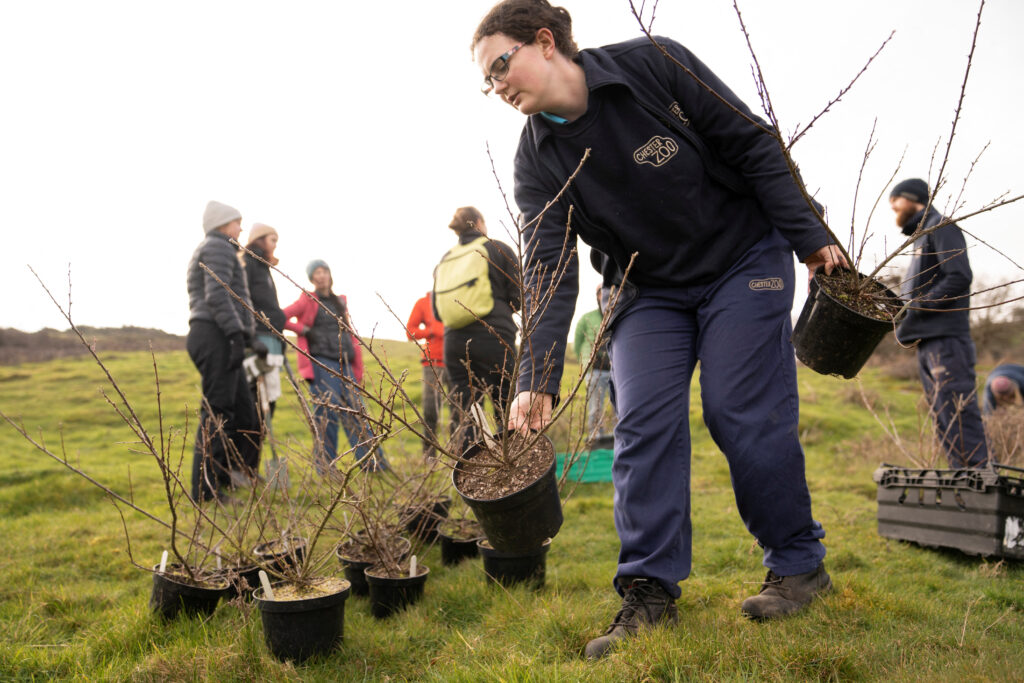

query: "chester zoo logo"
(633, 135), (679, 167)
(748, 278), (784, 291)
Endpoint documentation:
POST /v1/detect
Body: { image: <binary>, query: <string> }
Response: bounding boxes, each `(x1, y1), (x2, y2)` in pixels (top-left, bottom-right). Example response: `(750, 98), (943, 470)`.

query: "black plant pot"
(477, 539), (551, 589)
(791, 268), (904, 379)
(149, 564), (229, 619)
(439, 531), (482, 566)
(402, 496), (451, 543)
(336, 536), (411, 597)
(253, 537), (307, 577)
(453, 433), (563, 553)
(364, 565), (429, 619)
(253, 579), (351, 663)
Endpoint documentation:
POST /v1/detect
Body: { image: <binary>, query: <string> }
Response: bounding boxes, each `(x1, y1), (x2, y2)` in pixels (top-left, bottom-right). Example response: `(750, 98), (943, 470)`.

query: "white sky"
(3, 0), (1022, 341)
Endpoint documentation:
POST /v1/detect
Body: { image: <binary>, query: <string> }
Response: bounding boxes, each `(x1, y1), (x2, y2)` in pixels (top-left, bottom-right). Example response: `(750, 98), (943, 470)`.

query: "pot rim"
(149, 563), (230, 591)
(811, 266), (905, 326)
(452, 434), (557, 504)
(363, 564), (431, 581)
(252, 577), (351, 611)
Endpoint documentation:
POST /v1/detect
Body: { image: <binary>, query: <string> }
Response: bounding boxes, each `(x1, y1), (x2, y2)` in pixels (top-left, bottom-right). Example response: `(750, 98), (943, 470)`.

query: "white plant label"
(409, 555), (418, 577)
(259, 570), (275, 600)
(159, 550), (168, 574)
(1003, 516), (1024, 551)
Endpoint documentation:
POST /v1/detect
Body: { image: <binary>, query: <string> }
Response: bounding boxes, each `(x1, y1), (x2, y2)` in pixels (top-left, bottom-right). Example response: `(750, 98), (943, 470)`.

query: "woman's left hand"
(507, 391), (553, 433)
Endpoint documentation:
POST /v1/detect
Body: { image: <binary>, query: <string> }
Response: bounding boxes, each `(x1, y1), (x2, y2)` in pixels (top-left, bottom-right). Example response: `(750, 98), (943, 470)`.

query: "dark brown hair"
(448, 206), (484, 234)
(472, 0), (578, 58)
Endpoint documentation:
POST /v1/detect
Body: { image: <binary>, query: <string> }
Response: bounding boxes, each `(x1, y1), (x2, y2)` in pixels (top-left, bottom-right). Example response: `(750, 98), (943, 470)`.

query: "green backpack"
(433, 236), (494, 329)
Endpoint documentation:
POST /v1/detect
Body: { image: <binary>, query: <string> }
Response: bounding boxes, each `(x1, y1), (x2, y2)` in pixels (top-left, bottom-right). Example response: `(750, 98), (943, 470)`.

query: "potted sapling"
(452, 405), (562, 553)
(0, 282), (237, 619)
(437, 506), (484, 566)
(250, 433), (374, 662)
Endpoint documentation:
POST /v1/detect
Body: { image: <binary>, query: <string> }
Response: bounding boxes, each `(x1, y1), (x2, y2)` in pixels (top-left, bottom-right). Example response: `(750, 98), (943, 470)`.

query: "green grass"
(1, 348), (1022, 681)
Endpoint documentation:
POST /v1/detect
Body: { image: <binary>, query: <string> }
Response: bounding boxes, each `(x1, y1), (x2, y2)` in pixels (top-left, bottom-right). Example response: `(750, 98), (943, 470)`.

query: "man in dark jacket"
(186, 200), (262, 501)
(433, 206), (520, 451)
(891, 178), (988, 468)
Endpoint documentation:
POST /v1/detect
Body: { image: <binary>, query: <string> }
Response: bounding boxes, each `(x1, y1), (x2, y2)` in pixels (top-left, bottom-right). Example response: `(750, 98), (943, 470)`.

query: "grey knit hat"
(306, 259), (330, 281)
(202, 200), (242, 233)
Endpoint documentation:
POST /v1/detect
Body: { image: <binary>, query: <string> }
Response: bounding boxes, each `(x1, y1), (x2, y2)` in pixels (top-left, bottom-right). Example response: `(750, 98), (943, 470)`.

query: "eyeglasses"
(480, 42), (527, 94)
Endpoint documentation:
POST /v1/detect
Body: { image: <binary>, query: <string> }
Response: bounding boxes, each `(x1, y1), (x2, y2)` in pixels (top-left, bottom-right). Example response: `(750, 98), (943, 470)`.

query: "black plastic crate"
(873, 464), (1024, 559)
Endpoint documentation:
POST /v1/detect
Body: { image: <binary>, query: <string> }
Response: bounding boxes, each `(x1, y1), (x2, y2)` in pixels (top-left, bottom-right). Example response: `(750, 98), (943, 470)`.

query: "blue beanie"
(306, 259), (330, 281)
(890, 178), (929, 205)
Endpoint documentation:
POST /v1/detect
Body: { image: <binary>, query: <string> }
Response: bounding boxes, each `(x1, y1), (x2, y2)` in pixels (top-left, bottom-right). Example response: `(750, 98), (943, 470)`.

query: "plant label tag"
(1003, 516), (1024, 551)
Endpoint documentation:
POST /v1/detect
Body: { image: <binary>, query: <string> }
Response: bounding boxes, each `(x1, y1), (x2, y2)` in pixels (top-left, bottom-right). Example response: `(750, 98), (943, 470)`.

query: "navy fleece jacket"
(895, 207), (972, 345)
(513, 36), (831, 395)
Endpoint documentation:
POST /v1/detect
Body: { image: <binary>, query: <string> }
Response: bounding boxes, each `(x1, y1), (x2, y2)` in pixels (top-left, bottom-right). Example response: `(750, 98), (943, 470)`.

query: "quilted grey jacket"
(187, 231), (254, 338)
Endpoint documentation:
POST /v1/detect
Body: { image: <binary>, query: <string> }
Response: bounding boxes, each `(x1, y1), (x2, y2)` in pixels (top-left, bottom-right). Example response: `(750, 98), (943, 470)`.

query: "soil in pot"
(149, 564), (229, 619)
(252, 536), (307, 577)
(402, 495), (451, 543)
(253, 577), (351, 663)
(453, 432), (562, 553)
(477, 538), (551, 589)
(438, 517), (484, 566)
(336, 535), (411, 596)
(364, 560), (429, 619)
(791, 268), (905, 379)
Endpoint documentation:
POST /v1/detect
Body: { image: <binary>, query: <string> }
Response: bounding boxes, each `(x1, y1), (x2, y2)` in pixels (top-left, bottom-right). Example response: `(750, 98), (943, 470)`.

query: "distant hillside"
(0, 326), (186, 365)
(0, 326), (418, 367)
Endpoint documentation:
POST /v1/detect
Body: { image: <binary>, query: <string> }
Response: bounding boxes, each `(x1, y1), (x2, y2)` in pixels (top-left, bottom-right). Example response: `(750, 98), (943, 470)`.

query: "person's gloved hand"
(252, 339), (269, 359)
(227, 333), (246, 370)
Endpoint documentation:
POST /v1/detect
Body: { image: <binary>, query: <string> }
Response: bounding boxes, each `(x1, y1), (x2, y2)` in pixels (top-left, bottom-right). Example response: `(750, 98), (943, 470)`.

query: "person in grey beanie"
(186, 200), (264, 501)
(890, 178), (988, 468)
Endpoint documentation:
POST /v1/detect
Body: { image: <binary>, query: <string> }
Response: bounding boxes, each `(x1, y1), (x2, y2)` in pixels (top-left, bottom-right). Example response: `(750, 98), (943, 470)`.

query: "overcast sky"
(3, 0), (1021, 342)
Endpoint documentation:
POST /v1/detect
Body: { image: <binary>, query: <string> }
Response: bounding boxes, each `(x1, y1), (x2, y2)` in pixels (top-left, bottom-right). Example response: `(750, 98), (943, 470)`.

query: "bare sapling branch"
(632, 0), (1019, 325)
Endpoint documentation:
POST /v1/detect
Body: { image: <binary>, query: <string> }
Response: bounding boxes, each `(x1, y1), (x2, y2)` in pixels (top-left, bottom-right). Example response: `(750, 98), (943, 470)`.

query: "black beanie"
(890, 178), (929, 205)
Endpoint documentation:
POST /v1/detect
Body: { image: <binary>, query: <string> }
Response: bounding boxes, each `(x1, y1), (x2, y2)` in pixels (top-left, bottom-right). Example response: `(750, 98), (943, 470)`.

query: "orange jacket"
(406, 293), (444, 367)
(283, 290), (365, 383)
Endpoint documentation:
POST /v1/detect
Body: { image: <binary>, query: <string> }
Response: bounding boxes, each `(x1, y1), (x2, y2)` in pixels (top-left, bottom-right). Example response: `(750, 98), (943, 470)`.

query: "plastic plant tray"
(873, 463), (1024, 559)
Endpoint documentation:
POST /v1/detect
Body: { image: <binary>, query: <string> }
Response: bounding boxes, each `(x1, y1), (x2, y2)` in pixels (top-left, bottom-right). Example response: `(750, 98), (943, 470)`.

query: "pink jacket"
(283, 290), (364, 383)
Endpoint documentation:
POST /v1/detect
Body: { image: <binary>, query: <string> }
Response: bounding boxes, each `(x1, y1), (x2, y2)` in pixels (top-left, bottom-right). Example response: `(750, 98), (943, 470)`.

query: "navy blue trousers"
(310, 356), (387, 470)
(608, 230), (826, 599)
(916, 336), (989, 468)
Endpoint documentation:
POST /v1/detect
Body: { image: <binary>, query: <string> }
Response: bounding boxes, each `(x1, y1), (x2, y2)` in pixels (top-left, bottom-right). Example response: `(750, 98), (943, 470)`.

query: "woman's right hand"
(507, 391), (554, 433)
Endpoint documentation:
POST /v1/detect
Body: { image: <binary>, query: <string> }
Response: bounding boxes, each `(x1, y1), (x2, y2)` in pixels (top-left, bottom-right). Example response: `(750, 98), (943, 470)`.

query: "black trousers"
(187, 320), (261, 500)
(444, 329), (516, 453)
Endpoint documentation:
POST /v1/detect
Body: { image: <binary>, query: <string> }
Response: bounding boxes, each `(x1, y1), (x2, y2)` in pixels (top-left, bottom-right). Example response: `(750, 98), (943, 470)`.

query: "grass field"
(0, 342), (1022, 681)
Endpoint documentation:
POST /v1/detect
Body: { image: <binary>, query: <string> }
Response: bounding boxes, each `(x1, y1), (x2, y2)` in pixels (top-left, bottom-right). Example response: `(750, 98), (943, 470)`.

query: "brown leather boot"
(740, 563), (833, 620)
(584, 577), (678, 659)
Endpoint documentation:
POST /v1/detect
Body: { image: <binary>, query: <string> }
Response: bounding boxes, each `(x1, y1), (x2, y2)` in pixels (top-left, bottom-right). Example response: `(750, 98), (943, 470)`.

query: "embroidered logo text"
(669, 101), (690, 126)
(633, 135), (679, 167)
(748, 278), (784, 291)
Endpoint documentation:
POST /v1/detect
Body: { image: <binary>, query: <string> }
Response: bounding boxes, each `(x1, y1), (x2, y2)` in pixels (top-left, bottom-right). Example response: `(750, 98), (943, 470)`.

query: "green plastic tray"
(556, 449), (613, 483)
